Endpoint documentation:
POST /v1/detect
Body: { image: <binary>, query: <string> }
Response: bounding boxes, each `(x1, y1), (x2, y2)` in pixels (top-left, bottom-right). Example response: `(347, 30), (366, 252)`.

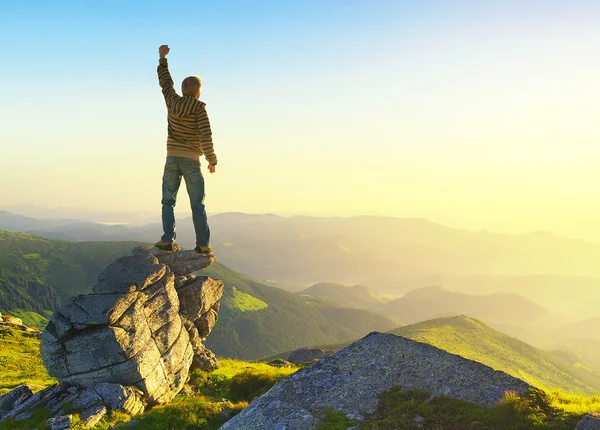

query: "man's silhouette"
(154, 45), (216, 255)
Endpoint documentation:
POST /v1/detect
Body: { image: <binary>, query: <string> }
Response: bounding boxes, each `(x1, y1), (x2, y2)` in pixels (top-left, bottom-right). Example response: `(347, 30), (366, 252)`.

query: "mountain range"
(0, 229), (396, 360)
(4, 211), (600, 296)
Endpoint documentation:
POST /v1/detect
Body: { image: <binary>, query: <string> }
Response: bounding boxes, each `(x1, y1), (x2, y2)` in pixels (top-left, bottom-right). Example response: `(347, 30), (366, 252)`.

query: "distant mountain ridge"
(4, 211), (600, 292)
(298, 282), (388, 310)
(375, 285), (550, 325)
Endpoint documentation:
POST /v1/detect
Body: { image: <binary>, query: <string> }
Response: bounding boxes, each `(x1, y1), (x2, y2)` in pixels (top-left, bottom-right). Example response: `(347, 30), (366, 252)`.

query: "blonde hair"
(182, 76), (202, 96)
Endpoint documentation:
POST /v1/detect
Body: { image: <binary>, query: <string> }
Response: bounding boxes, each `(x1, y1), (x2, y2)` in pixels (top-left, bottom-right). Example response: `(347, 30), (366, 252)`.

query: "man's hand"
(208, 164), (216, 174)
(159, 45), (170, 59)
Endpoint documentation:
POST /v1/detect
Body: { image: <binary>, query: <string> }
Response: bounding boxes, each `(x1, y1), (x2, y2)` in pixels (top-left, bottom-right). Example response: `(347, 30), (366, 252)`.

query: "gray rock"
(49, 393), (78, 415)
(288, 348), (334, 364)
(61, 336), (163, 389)
(177, 276), (223, 322)
(153, 316), (182, 355)
(195, 307), (219, 339)
(80, 404), (107, 427)
(221, 400), (319, 430)
(184, 319), (220, 371)
(132, 245), (182, 258)
(133, 246), (214, 275)
(175, 274), (196, 289)
(93, 254), (165, 294)
(14, 411), (33, 420)
(1, 387), (46, 421)
(221, 332), (532, 430)
(577, 413), (600, 430)
(47, 414), (73, 430)
(414, 414), (425, 423)
(72, 388), (104, 411)
(60, 293), (137, 326)
(190, 343), (220, 371)
(0, 384), (33, 420)
(39, 246), (222, 411)
(95, 384), (145, 415)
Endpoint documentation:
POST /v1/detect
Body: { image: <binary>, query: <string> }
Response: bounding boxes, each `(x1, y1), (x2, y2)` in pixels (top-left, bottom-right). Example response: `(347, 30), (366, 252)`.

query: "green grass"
(222, 286), (268, 312)
(3, 309), (51, 330)
(188, 358), (298, 402)
(361, 386), (583, 430)
(0, 327), (55, 395)
(391, 316), (595, 395)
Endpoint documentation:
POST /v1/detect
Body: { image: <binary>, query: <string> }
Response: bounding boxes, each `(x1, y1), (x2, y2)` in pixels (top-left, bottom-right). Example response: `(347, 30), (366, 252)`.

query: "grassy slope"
(390, 316), (595, 394)
(0, 230), (141, 313)
(0, 327), (596, 430)
(198, 262), (398, 359)
(265, 316), (600, 396)
(0, 328), (56, 395)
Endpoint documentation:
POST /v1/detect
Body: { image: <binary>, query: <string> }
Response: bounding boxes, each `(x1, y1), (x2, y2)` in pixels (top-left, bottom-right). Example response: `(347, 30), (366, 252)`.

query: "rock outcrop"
(577, 413), (600, 430)
(288, 347), (334, 364)
(14, 245), (224, 425)
(221, 332), (532, 430)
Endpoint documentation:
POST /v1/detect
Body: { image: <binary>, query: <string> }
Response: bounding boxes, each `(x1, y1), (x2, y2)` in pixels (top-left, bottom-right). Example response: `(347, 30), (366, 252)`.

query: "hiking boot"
(155, 241), (175, 251)
(195, 244), (213, 254)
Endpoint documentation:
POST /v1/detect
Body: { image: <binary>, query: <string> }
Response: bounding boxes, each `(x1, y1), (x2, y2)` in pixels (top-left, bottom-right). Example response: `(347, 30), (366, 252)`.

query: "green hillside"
(391, 316), (598, 395)
(198, 262), (398, 360)
(0, 230), (141, 313)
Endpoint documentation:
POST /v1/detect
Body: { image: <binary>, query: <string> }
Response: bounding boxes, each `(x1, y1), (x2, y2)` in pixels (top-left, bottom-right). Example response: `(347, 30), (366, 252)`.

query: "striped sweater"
(157, 58), (217, 165)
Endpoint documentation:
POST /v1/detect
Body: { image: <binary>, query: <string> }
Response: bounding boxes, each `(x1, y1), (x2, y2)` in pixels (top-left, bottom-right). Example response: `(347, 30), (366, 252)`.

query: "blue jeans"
(161, 156), (210, 247)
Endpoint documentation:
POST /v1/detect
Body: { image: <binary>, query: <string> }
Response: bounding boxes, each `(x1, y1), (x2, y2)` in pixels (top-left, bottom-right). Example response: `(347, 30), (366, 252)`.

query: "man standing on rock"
(154, 44), (216, 255)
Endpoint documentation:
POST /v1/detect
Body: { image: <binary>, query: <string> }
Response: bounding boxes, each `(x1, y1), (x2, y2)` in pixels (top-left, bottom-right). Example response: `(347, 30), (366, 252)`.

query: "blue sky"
(2, 1), (600, 239)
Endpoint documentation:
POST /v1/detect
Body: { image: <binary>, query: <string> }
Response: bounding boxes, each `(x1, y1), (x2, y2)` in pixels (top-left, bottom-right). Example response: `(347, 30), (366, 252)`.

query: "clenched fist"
(159, 45), (170, 59)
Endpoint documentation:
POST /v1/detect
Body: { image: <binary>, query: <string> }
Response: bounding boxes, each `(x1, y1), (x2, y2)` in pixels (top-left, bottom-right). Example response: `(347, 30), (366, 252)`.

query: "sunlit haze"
(2, 1), (600, 240)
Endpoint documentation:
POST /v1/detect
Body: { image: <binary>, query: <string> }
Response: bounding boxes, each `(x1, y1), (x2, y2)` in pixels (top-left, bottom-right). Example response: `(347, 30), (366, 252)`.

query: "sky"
(1, 0), (600, 239)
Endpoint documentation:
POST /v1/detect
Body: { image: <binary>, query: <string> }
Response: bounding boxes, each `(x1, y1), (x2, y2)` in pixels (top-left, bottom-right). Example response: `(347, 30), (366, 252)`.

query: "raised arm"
(157, 45), (179, 106)
(196, 104), (217, 167)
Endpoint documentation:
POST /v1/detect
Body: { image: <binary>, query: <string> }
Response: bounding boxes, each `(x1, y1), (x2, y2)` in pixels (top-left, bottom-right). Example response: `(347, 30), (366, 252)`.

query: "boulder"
(36, 245), (223, 416)
(2, 315), (23, 326)
(0, 385), (34, 420)
(288, 348), (334, 364)
(177, 276), (223, 321)
(221, 332), (532, 430)
(133, 246), (215, 275)
(80, 404), (107, 427)
(46, 414), (73, 430)
(577, 413), (600, 430)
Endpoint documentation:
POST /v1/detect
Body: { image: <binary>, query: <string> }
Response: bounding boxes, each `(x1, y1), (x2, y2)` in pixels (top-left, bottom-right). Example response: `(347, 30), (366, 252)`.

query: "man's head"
(182, 76), (202, 99)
